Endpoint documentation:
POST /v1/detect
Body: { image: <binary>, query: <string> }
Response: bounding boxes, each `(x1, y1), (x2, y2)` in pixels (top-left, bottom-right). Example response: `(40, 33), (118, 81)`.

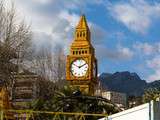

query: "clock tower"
(66, 15), (98, 95)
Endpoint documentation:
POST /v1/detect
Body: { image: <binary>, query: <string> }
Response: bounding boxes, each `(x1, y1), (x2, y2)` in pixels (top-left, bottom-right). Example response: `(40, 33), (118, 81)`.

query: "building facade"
(102, 91), (127, 109)
(12, 73), (40, 109)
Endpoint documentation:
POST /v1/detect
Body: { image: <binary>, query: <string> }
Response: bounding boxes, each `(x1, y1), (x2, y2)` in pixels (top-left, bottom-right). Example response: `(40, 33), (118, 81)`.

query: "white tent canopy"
(99, 100), (160, 120)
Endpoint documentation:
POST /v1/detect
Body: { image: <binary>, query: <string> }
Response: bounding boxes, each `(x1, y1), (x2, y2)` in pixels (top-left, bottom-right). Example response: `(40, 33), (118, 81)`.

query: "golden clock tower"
(66, 15), (98, 95)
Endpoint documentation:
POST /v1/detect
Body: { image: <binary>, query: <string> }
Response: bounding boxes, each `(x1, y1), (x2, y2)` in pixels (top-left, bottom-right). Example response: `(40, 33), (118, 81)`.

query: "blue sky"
(8, 0), (160, 82)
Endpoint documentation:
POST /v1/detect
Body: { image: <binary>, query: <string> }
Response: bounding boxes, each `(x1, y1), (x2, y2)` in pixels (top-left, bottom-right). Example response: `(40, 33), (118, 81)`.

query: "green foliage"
(29, 85), (118, 120)
(143, 88), (160, 103)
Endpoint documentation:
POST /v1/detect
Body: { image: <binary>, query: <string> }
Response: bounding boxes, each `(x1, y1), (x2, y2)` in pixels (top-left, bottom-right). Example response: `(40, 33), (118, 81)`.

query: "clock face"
(71, 59), (88, 77)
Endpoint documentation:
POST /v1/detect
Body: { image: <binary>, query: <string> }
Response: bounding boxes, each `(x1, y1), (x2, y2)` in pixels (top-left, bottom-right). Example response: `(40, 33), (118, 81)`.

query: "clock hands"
(73, 63), (79, 68)
(79, 63), (88, 69)
(73, 63), (87, 69)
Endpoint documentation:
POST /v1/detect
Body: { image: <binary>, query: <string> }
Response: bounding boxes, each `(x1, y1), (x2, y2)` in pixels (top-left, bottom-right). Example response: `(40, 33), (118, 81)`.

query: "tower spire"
(76, 15), (89, 29)
(73, 14), (90, 43)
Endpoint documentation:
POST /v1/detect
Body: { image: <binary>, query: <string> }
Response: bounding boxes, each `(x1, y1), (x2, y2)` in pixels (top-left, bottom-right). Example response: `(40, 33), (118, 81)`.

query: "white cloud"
(147, 56), (160, 69)
(96, 45), (134, 60)
(58, 11), (79, 30)
(147, 56), (160, 82)
(133, 42), (160, 82)
(32, 31), (53, 50)
(132, 42), (160, 82)
(147, 71), (160, 82)
(32, 0), (52, 4)
(7, 0), (108, 56)
(90, 24), (107, 45)
(133, 42), (160, 55)
(134, 42), (155, 55)
(117, 46), (134, 59)
(108, 0), (160, 34)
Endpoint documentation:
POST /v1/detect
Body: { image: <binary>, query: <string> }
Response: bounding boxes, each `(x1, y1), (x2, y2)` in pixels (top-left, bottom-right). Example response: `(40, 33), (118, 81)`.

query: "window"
(82, 50), (84, 54)
(79, 51), (81, 54)
(73, 51), (75, 55)
(80, 32), (82, 37)
(76, 51), (78, 54)
(77, 33), (79, 37)
(85, 50), (87, 54)
(83, 32), (85, 37)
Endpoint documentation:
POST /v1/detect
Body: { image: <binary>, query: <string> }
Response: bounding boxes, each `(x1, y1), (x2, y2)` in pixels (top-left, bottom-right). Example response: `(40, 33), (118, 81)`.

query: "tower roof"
(76, 15), (89, 29)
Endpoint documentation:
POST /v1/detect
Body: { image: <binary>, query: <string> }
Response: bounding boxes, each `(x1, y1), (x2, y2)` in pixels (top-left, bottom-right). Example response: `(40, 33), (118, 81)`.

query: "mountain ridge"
(99, 71), (159, 96)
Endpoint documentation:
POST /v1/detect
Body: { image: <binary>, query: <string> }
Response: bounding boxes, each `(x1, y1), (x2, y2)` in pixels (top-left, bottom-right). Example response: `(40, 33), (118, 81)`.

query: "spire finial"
(76, 14), (88, 29)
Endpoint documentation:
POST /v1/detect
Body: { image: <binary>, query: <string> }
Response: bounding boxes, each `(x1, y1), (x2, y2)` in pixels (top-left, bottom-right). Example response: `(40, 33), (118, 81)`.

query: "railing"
(0, 109), (108, 120)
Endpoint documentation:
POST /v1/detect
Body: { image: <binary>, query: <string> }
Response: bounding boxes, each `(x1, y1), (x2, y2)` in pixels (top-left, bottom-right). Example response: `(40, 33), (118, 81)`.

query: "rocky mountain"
(99, 71), (148, 96)
(147, 80), (160, 89)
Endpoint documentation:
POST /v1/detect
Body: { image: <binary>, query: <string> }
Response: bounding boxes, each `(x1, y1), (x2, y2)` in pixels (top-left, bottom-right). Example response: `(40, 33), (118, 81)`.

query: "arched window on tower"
(83, 32), (85, 37)
(80, 32), (82, 37)
(76, 51), (78, 54)
(77, 32), (79, 38)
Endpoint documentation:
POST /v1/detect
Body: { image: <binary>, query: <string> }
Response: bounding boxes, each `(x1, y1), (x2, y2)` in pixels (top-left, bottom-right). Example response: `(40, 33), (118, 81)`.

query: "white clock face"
(71, 59), (88, 77)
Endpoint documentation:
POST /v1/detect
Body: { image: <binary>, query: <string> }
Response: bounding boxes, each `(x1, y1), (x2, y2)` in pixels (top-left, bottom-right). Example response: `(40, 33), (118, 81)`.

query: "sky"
(6, 0), (160, 82)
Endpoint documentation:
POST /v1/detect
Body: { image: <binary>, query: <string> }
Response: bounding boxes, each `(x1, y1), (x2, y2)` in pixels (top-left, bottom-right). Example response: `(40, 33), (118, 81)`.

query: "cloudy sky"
(7, 0), (160, 82)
